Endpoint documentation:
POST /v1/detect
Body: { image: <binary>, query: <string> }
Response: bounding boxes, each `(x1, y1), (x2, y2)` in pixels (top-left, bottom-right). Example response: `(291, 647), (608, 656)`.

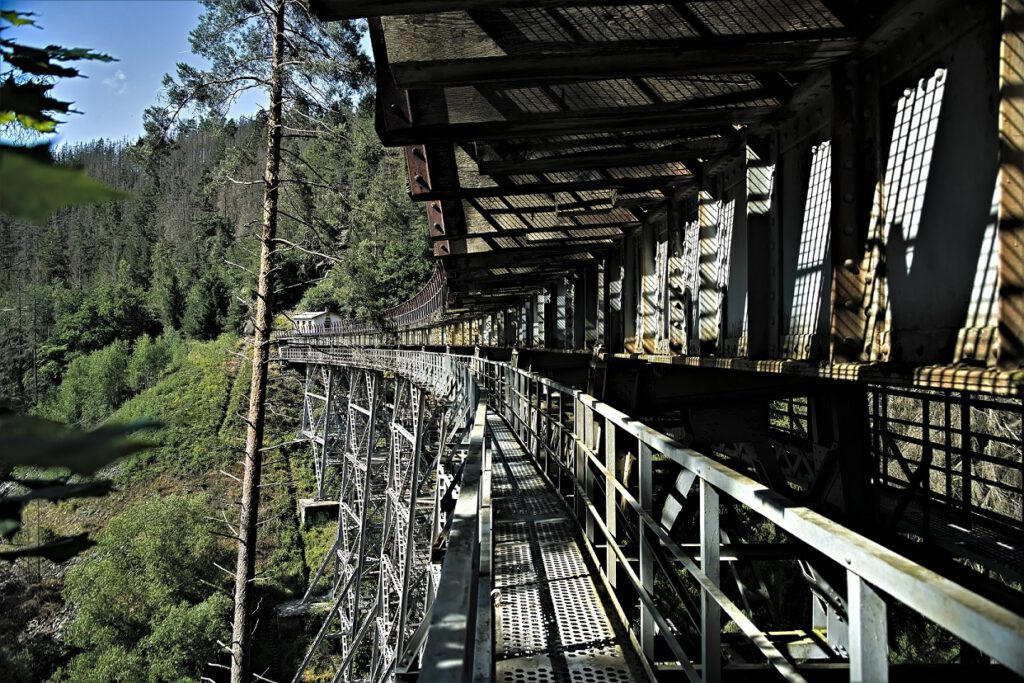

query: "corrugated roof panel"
(687, 0), (841, 35)
(555, 5), (698, 42)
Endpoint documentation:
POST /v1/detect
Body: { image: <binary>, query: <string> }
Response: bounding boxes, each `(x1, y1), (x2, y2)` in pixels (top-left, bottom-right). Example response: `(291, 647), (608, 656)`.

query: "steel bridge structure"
(278, 1), (1024, 681)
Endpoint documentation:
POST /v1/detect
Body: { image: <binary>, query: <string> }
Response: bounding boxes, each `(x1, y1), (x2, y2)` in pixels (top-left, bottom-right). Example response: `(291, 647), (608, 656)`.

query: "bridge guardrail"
(419, 402), (493, 682)
(468, 356), (1024, 682)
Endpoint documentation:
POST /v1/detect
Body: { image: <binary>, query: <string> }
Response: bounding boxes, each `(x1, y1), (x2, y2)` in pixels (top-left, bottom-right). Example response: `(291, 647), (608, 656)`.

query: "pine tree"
(159, 2), (370, 679)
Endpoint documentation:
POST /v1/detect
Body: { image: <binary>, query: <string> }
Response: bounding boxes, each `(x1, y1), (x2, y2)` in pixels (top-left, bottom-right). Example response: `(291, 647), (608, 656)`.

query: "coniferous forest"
(0, 4), (432, 680)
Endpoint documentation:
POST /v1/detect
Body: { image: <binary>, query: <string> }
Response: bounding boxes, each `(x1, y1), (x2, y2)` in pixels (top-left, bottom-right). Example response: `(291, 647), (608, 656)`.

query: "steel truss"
(299, 364), (350, 500)
(292, 352), (476, 683)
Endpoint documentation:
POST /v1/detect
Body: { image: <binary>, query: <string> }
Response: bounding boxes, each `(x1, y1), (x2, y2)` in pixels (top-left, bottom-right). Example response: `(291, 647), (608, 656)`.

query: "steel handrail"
(419, 402), (492, 682)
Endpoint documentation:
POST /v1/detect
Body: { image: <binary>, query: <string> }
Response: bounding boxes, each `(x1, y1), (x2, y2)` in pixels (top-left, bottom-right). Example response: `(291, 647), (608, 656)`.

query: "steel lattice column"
(294, 363), (462, 683)
(299, 365), (349, 501)
(293, 368), (388, 683)
(369, 378), (436, 680)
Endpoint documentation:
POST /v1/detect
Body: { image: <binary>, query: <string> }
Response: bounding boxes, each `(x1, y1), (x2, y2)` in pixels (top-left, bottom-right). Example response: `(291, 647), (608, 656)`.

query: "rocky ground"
(0, 557), (74, 680)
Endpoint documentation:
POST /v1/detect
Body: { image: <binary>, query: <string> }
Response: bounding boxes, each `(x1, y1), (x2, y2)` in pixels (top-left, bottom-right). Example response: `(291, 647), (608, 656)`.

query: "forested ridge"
(1, 109), (431, 415)
(0, 5), (431, 680)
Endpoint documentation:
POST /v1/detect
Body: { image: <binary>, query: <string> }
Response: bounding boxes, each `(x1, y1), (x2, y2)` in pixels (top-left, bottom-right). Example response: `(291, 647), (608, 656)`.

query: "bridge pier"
(291, 353), (477, 683)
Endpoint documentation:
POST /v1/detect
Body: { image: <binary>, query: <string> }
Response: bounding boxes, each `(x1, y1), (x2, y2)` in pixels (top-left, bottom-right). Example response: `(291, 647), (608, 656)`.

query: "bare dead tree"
(230, 0), (285, 680)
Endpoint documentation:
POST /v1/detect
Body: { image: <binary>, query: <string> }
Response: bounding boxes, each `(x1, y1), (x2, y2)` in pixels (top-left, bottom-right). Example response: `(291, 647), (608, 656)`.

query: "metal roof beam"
(412, 174), (692, 201)
(477, 142), (726, 176)
(388, 36), (859, 89)
(379, 98), (774, 145)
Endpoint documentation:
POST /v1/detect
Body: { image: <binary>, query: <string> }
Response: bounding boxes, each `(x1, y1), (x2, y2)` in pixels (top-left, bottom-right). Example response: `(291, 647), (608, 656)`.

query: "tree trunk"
(231, 0), (285, 680)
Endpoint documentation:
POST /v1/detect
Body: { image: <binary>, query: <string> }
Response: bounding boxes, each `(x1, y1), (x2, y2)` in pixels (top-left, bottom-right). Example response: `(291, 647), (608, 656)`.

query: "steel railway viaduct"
(277, 1), (1024, 681)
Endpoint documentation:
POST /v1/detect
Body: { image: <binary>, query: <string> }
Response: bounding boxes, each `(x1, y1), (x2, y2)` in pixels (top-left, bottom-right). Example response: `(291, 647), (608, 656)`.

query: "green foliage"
(0, 146), (128, 224)
(1, 10), (114, 136)
(127, 331), (183, 392)
(301, 522), (337, 579)
(48, 278), (156, 369)
(59, 494), (231, 683)
(0, 12), (126, 226)
(0, 415), (152, 477)
(112, 335), (238, 476)
(297, 109), (432, 318)
(181, 273), (229, 340)
(50, 339), (131, 426)
(167, 0), (371, 124)
(149, 261), (185, 331)
(0, 8), (430, 680)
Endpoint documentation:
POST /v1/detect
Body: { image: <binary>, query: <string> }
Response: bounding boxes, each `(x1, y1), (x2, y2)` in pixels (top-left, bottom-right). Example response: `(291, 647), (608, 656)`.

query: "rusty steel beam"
(485, 127), (732, 155)
(448, 269), (566, 285)
(443, 247), (604, 270)
(378, 101), (777, 146)
(477, 144), (721, 177)
(478, 198), (614, 215)
(449, 225), (631, 241)
(463, 233), (623, 254)
(369, 20), (470, 257)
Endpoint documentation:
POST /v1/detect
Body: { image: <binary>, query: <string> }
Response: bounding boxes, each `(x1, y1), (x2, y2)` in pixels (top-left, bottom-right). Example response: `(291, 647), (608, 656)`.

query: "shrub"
(127, 331), (184, 392)
(51, 339), (131, 426)
(59, 494), (230, 682)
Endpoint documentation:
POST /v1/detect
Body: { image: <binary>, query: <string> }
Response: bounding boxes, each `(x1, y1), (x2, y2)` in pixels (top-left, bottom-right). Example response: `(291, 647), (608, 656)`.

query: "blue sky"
(2, 1), (370, 147)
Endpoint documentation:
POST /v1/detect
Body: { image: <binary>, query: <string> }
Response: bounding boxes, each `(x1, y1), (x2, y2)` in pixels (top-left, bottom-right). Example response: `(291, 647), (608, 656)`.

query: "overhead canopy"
(311, 0), (940, 311)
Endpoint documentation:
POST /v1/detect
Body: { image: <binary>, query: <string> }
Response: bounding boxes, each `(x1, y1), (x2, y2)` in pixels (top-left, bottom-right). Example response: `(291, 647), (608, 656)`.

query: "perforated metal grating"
(488, 415), (640, 683)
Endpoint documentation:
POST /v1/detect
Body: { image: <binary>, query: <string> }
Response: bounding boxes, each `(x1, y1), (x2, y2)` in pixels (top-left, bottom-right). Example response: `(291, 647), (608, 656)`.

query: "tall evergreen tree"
(159, 2), (370, 679)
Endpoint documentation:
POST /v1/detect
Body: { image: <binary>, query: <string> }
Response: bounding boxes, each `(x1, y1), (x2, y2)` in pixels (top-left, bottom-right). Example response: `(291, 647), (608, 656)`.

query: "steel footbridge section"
(280, 344), (1024, 683)
(487, 413), (641, 683)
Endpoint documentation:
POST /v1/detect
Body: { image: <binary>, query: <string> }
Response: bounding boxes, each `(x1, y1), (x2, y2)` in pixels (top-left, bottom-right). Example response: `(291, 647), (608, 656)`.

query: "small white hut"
(292, 311), (345, 334)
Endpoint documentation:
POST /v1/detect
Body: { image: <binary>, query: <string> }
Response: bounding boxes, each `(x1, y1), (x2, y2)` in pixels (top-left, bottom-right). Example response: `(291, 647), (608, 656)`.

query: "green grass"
(111, 334), (239, 478)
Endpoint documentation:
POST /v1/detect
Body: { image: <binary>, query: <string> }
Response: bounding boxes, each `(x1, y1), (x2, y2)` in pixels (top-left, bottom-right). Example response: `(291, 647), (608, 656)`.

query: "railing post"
(556, 389), (565, 492)
(533, 379), (542, 461)
(604, 418), (617, 589)
(639, 440), (655, 661)
(574, 391), (587, 524)
(583, 402), (596, 543)
(514, 373), (523, 439)
(476, 427), (494, 683)
(700, 479), (721, 682)
(848, 572), (888, 683)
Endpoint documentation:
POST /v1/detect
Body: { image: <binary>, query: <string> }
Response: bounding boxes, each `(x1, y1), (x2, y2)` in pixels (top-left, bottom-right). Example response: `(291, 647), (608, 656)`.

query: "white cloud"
(102, 69), (128, 96)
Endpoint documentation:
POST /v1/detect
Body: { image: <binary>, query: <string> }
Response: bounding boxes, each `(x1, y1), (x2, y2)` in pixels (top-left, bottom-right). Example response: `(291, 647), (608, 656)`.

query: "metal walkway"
(488, 414), (641, 683)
